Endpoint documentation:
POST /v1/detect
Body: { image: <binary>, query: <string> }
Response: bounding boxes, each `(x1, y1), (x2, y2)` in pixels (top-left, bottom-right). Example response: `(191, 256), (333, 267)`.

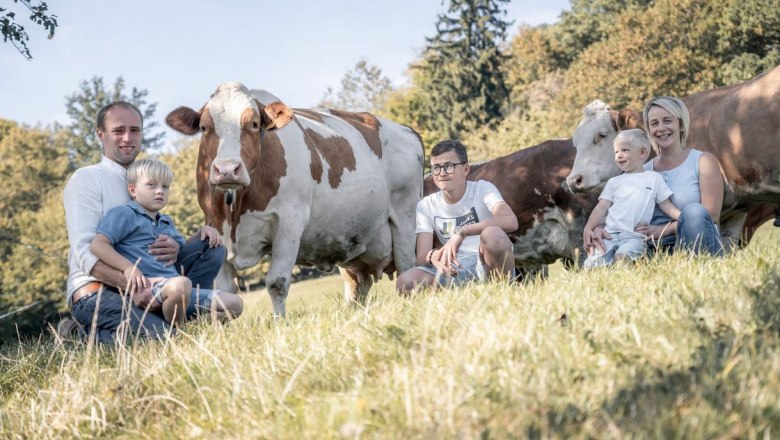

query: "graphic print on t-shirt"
(434, 207), (479, 238)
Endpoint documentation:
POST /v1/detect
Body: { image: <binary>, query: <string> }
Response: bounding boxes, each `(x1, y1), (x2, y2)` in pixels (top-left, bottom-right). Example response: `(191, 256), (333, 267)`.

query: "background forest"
(2, 0), (779, 339)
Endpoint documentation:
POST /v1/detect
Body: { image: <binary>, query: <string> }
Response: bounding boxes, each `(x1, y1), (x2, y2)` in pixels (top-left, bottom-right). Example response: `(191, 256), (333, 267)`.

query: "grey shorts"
(584, 231), (646, 268)
(151, 279), (168, 304)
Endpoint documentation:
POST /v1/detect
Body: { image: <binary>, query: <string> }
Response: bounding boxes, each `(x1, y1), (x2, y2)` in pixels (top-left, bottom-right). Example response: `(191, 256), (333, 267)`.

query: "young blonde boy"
(583, 129), (681, 267)
(90, 159), (223, 324)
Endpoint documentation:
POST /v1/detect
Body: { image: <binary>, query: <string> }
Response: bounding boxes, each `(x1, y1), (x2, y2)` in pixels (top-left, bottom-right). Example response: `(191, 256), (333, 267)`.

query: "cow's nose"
(213, 160), (241, 178)
(566, 174), (583, 191)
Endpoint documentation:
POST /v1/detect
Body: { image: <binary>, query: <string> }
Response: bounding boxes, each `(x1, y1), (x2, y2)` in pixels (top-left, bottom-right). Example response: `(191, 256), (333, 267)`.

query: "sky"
(1, 0), (570, 145)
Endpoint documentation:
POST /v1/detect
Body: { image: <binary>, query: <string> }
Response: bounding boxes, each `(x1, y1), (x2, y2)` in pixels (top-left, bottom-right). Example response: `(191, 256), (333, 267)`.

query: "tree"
(319, 59), (394, 112)
(415, 0), (512, 140)
(63, 76), (165, 169)
(1, 0), (57, 60)
(0, 120), (69, 340)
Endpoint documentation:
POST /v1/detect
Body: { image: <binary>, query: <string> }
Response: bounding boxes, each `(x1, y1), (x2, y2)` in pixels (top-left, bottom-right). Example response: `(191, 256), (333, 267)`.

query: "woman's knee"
(680, 203), (708, 220)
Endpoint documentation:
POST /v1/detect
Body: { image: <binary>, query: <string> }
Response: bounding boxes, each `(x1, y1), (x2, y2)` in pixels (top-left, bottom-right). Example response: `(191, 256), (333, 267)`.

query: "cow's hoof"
(774, 217), (780, 227)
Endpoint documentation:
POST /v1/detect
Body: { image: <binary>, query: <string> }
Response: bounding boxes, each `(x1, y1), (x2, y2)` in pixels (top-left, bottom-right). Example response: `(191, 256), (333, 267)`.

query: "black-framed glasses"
(431, 162), (466, 176)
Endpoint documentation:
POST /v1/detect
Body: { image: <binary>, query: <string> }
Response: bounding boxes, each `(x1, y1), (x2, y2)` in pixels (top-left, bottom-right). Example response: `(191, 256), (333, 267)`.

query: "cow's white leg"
(338, 267), (374, 304)
(214, 261), (238, 293)
(264, 237), (302, 318)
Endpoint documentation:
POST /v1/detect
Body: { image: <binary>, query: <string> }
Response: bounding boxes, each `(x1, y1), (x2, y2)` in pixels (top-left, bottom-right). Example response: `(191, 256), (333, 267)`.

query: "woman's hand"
(635, 222), (673, 240)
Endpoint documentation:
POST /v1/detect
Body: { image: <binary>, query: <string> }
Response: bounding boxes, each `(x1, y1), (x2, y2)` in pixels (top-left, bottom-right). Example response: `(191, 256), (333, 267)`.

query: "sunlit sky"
(1, 0), (569, 144)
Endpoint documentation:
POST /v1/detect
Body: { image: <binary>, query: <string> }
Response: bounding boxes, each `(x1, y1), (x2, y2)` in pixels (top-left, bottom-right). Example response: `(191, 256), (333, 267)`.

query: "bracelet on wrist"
(426, 248), (436, 264)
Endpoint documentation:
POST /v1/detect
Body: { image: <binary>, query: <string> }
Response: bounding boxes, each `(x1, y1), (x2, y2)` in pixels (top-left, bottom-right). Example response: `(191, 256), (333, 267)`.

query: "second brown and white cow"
(167, 82), (424, 316)
(566, 66), (780, 247)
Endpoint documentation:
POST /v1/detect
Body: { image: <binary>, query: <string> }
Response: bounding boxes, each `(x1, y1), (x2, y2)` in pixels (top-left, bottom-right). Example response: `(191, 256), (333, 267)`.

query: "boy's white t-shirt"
(599, 171), (673, 236)
(416, 180), (505, 256)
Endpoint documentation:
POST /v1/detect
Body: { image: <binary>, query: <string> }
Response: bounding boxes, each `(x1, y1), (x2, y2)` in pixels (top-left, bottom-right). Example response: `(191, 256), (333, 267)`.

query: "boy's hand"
(200, 226), (222, 247)
(122, 265), (149, 297)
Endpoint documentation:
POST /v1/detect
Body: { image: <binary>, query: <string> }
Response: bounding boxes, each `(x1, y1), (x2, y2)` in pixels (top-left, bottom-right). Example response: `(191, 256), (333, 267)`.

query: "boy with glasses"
(396, 140), (518, 293)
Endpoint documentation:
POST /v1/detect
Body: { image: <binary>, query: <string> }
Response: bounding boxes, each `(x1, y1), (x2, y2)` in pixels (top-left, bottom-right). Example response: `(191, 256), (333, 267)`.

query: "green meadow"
(1, 223), (779, 438)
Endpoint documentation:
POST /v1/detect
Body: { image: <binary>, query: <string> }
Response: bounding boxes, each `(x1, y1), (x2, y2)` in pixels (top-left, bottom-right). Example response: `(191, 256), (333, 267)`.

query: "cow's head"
(166, 82), (293, 190)
(565, 100), (643, 193)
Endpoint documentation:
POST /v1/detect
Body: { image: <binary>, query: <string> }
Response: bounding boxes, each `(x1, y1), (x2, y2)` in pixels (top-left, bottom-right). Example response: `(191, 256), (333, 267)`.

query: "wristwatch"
(453, 226), (466, 239)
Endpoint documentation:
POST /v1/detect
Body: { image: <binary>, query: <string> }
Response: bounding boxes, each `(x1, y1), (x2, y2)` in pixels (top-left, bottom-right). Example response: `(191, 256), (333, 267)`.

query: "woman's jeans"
(654, 203), (724, 256)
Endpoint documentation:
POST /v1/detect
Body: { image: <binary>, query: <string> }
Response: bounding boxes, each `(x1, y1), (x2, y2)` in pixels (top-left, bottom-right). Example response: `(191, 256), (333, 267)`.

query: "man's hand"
(200, 226), (222, 248)
(149, 234), (179, 267)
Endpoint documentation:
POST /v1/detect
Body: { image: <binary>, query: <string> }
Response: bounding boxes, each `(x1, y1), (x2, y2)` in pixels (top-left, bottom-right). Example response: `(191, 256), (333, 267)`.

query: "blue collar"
(126, 200), (171, 225)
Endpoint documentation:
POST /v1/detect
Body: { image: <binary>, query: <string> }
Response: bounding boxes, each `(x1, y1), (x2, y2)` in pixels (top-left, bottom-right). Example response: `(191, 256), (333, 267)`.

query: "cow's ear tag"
(263, 101), (294, 130)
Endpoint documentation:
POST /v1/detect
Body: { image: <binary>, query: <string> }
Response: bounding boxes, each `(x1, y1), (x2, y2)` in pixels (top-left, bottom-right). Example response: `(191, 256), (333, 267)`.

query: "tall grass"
(2, 226), (780, 438)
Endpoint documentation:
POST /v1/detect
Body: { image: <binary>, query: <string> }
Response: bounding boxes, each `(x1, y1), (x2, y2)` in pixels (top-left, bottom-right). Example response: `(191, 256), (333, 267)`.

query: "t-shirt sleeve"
(479, 181), (505, 211)
(415, 199), (434, 234)
(97, 206), (134, 245)
(599, 178), (616, 202)
(654, 173), (674, 203)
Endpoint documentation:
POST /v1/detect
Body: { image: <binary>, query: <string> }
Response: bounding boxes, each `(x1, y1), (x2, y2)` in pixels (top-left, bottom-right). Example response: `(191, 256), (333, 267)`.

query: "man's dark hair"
(431, 140), (468, 163)
(96, 101), (143, 131)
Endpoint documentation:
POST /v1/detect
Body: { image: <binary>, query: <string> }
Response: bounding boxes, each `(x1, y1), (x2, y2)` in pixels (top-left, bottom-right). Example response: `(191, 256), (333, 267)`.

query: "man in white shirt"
(396, 140), (518, 293)
(61, 101), (234, 343)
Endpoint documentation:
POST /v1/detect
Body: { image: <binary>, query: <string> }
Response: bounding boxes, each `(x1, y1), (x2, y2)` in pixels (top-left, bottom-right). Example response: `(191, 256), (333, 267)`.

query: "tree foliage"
(0, 0), (57, 60)
(63, 76), (164, 169)
(413, 0), (512, 140)
(485, 0), (780, 152)
(319, 59), (394, 112)
(0, 120), (69, 340)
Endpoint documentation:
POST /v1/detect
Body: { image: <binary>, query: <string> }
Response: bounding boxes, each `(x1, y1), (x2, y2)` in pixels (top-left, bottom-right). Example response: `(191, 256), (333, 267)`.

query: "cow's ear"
(261, 101), (294, 130)
(167, 106), (201, 135)
(610, 109), (644, 132)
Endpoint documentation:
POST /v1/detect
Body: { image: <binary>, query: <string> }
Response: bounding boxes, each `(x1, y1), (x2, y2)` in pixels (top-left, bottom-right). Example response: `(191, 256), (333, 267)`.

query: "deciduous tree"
(63, 76), (164, 169)
(0, 0), (57, 60)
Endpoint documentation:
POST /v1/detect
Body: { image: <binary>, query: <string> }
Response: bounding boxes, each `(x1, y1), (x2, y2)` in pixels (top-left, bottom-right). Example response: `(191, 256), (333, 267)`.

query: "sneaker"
(56, 317), (86, 342)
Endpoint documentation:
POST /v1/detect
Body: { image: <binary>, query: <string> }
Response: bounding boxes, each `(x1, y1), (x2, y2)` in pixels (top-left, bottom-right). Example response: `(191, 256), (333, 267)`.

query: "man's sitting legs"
(175, 239), (226, 289)
(70, 285), (172, 344)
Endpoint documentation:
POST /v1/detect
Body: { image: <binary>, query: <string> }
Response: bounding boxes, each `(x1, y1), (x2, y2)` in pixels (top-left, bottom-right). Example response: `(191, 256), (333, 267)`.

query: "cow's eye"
(251, 121), (259, 129)
(200, 126), (207, 132)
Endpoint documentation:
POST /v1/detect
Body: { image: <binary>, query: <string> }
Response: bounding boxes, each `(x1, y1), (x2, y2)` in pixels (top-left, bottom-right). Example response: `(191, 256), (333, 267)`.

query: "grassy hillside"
(2, 224), (779, 438)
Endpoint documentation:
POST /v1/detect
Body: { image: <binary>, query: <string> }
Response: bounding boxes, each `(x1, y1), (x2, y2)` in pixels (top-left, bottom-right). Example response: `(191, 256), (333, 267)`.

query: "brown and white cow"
(425, 139), (598, 273)
(167, 82), (424, 316)
(566, 66), (780, 247)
